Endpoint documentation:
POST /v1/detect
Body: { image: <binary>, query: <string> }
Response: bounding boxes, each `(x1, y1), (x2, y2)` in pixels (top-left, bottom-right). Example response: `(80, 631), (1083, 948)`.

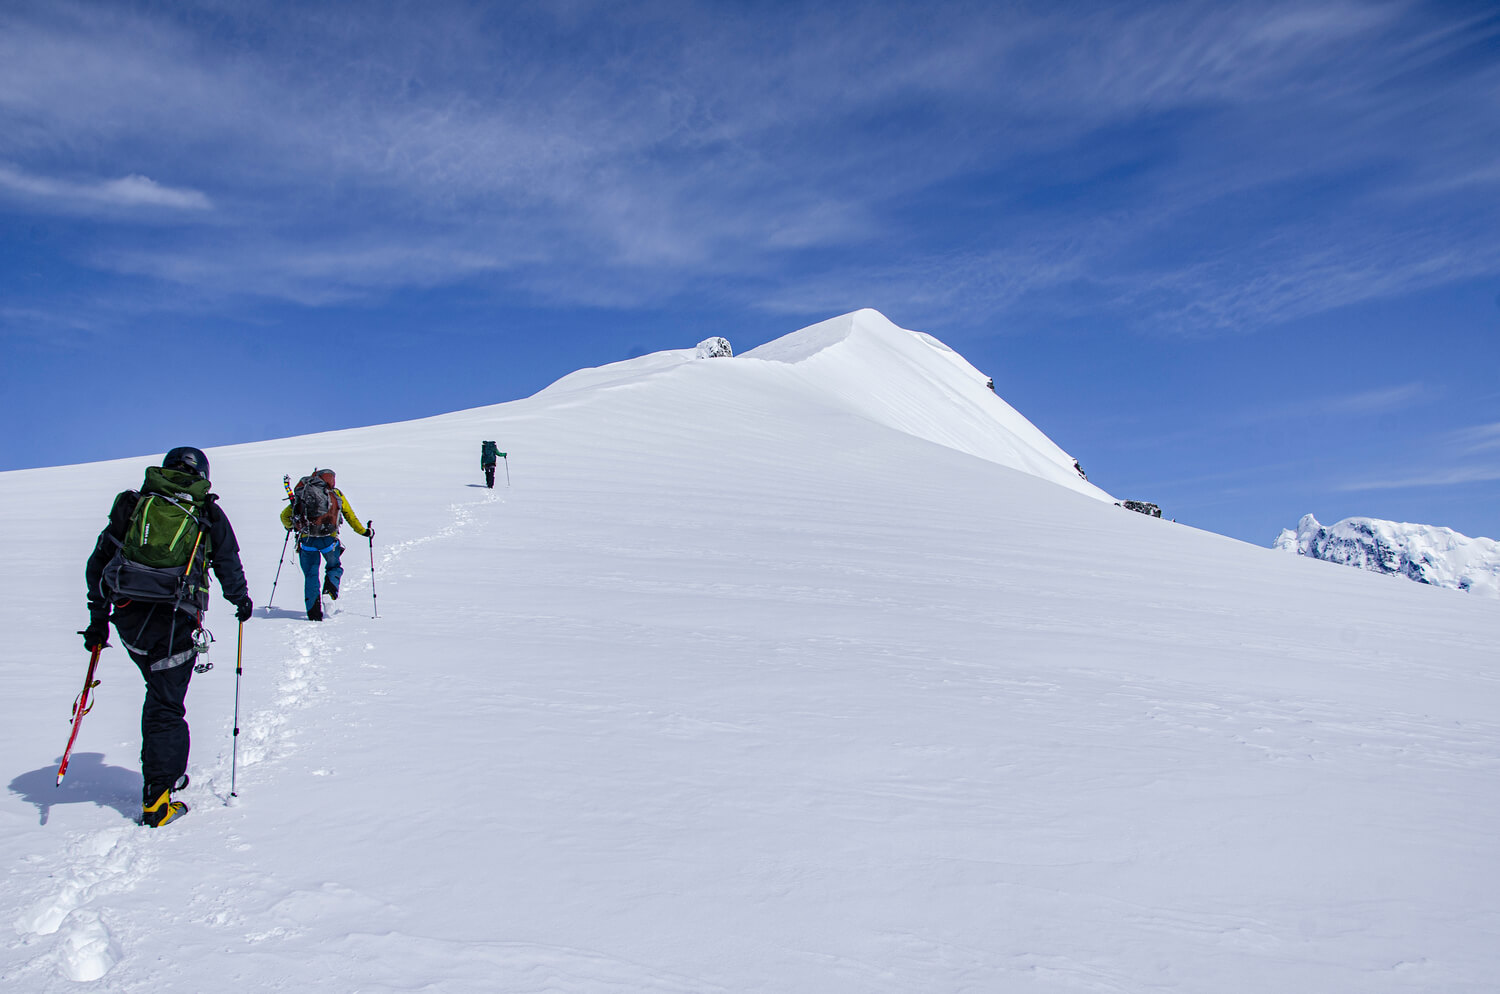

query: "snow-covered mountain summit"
(744, 309), (1108, 501)
(537, 308), (1110, 502)
(1275, 513), (1500, 598)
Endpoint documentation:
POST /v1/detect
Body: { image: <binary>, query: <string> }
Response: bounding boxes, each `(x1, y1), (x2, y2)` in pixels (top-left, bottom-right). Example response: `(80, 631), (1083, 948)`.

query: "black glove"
(365, 520), (374, 539)
(235, 598), (254, 623)
(81, 616), (110, 650)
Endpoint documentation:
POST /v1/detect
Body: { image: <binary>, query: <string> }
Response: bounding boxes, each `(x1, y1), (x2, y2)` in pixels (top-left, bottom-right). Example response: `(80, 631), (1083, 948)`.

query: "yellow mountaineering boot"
(142, 785), (188, 828)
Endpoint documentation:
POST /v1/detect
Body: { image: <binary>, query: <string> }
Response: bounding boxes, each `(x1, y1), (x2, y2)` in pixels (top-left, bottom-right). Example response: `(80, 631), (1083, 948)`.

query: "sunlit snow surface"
(1276, 512), (1500, 598)
(3, 310), (1498, 992)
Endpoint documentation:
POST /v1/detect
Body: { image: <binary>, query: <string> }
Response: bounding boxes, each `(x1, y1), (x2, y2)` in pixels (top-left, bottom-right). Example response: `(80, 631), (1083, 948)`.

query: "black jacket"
(86, 489), (250, 621)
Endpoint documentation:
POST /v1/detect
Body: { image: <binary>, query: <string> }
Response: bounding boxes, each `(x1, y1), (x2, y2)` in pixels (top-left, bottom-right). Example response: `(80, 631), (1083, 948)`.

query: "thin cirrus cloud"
(1230, 383), (1429, 428)
(1451, 423), (1500, 454)
(0, 163), (212, 214)
(92, 236), (525, 308)
(1335, 465), (1500, 493)
(1332, 421), (1500, 494)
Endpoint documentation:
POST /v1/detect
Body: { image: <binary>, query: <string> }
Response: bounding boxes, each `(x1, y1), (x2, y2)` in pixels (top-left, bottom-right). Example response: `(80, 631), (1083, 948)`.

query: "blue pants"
(299, 536), (344, 610)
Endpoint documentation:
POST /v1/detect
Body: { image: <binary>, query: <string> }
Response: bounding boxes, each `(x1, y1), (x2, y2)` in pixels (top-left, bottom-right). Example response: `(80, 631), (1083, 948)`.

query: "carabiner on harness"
(192, 627), (215, 673)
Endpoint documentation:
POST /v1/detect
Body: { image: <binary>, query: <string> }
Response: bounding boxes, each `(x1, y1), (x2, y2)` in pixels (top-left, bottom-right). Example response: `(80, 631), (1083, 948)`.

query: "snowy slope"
(1276, 512), (1500, 598)
(3, 309), (1499, 993)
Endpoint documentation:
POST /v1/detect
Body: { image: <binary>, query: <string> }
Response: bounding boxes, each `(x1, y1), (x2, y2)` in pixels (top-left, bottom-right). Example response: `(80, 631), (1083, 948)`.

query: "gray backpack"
(292, 473), (341, 536)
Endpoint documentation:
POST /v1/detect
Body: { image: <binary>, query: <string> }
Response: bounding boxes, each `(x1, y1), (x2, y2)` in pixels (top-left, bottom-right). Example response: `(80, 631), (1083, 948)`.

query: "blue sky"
(3, 0), (1498, 546)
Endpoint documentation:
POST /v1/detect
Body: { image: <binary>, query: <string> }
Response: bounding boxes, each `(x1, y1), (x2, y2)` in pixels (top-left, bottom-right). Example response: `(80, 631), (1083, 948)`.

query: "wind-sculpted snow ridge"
(745, 310), (1111, 501)
(1275, 513), (1500, 597)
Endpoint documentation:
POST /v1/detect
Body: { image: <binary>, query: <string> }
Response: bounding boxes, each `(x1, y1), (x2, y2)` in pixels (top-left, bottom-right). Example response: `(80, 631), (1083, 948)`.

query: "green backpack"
(103, 466), (214, 611)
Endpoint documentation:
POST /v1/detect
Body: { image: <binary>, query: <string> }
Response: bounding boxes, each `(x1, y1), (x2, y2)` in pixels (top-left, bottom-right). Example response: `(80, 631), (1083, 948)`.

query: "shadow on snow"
(10, 754), (140, 825)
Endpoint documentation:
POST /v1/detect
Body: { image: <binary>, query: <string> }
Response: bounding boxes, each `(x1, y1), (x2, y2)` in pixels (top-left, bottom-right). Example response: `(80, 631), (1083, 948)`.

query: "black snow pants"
(112, 603), (200, 802)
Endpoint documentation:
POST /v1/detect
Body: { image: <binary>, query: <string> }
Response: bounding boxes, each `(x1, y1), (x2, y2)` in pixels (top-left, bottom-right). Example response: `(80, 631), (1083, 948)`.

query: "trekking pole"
(230, 621), (244, 798)
(268, 474), (296, 612)
(57, 646), (104, 786)
(266, 528), (291, 610)
(502, 452), (510, 487)
(368, 522), (379, 618)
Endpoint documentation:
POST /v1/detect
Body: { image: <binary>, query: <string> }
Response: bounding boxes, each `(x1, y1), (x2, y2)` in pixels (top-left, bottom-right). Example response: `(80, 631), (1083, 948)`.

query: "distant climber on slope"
(481, 440), (505, 489)
(280, 468), (371, 621)
(83, 446), (253, 827)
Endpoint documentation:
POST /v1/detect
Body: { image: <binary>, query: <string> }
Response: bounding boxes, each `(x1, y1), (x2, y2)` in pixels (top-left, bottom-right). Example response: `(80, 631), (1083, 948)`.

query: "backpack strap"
(102, 490), (141, 549)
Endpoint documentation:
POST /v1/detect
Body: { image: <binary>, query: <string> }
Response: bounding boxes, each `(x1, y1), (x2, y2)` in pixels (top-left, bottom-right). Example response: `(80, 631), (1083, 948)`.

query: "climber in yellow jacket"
(280, 468), (371, 621)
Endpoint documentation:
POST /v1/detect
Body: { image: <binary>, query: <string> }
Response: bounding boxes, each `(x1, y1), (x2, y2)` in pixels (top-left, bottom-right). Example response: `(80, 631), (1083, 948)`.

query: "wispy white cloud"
(747, 240), (1089, 323)
(1242, 383), (1431, 425)
(1450, 423), (1500, 454)
(0, 163), (211, 213)
(1087, 207), (1500, 336)
(96, 174), (210, 210)
(1335, 465), (1500, 492)
(94, 236), (525, 307)
(1330, 418), (1500, 494)
(0, 303), (103, 341)
(1320, 384), (1428, 417)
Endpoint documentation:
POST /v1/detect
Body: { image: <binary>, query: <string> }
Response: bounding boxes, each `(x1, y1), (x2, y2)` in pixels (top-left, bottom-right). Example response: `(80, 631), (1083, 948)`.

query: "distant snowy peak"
(1275, 514), (1500, 598)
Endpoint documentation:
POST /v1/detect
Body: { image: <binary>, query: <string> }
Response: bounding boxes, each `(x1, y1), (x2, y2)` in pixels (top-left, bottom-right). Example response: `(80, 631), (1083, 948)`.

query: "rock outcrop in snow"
(1275, 513), (1500, 597)
(695, 337), (733, 358)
